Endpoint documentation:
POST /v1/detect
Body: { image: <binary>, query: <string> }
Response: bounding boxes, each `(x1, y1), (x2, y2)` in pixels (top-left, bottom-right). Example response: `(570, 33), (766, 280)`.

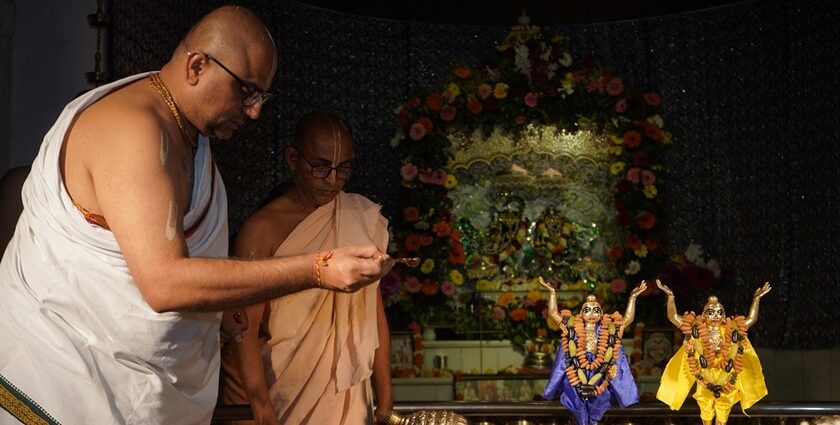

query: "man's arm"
(69, 103), (387, 313)
(371, 290), (393, 419)
(227, 217), (281, 425)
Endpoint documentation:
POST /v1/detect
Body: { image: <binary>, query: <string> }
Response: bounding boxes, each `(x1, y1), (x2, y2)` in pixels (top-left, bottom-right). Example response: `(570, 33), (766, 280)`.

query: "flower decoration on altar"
(658, 242), (735, 300)
(491, 290), (560, 349)
(389, 24), (672, 327)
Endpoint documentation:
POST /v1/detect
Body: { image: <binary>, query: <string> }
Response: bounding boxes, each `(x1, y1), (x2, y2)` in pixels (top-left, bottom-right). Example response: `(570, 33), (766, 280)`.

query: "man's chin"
(211, 128), (235, 141)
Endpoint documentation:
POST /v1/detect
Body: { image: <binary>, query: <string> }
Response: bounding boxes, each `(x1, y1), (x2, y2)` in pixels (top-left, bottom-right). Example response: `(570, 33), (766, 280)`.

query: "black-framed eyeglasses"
(203, 52), (272, 107)
(296, 151), (353, 180)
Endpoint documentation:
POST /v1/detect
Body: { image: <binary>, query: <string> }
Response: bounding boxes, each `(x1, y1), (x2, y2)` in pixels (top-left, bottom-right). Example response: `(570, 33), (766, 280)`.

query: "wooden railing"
(213, 401), (840, 423)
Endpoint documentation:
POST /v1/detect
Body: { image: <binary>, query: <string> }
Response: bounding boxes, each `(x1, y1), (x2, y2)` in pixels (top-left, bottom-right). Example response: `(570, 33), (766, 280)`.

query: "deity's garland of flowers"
(389, 25), (671, 324)
(559, 310), (625, 398)
(679, 312), (747, 398)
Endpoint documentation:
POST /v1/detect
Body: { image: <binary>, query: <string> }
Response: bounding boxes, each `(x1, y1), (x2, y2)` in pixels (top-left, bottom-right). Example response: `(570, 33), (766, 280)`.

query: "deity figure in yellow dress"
(655, 279), (771, 425)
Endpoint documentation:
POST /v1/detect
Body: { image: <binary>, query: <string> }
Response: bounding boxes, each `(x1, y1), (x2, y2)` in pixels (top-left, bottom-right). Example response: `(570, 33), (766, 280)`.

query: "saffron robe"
(0, 73), (228, 424)
(221, 192), (388, 424)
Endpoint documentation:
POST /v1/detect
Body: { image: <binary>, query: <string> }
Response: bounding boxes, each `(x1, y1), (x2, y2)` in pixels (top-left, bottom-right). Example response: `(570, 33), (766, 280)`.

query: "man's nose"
(324, 169), (338, 184)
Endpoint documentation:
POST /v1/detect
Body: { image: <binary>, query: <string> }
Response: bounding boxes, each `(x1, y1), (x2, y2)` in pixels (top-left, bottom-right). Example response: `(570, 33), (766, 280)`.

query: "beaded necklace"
(149, 73), (196, 150)
(559, 311), (625, 399)
(680, 313), (747, 398)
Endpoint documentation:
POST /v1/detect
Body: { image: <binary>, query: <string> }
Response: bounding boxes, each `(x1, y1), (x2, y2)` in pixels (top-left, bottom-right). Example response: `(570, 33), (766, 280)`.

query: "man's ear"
(185, 52), (206, 86)
(284, 147), (297, 171)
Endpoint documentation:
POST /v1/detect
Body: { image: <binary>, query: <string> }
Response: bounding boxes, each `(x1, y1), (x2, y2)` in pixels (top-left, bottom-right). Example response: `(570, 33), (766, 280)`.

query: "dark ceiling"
(296, 0), (748, 25)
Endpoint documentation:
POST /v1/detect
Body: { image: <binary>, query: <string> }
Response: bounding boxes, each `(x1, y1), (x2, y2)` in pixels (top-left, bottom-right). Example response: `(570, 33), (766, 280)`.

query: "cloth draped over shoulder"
(0, 72), (229, 425)
(657, 333), (767, 413)
(221, 192), (388, 425)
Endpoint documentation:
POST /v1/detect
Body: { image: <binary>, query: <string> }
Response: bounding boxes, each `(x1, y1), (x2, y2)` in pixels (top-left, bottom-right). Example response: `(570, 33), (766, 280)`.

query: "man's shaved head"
(162, 5), (278, 139)
(178, 6), (277, 86)
(292, 112), (353, 152)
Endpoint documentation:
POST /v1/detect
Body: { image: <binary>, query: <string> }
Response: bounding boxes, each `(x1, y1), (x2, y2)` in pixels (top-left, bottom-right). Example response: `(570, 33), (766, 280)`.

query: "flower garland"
(679, 313), (747, 398)
(390, 25), (671, 325)
(559, 309), (625, 398)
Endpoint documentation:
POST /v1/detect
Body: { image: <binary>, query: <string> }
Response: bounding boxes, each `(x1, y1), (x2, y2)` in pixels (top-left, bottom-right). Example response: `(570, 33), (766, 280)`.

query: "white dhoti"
(0, 73), (228, 424)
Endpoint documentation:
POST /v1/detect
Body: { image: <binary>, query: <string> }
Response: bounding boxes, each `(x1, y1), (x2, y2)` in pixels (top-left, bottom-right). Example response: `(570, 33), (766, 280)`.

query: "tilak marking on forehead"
(330, 122), (341, 167)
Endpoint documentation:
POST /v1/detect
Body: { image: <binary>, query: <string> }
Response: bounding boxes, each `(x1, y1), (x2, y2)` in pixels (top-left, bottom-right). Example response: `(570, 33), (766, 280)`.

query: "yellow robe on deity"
(656, 326), (767, 422)
(221, 192), (388, 424)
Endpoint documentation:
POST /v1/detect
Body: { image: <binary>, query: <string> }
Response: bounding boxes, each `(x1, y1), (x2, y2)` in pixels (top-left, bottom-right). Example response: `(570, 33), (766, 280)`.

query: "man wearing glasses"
(0, 6), (391, 425)
(219, 112), (393, 424)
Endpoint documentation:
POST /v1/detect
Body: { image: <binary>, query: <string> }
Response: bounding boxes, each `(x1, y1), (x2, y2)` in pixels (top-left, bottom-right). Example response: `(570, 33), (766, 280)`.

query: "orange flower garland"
(680, 313), (748, 398)
(559, 310), (625, 398)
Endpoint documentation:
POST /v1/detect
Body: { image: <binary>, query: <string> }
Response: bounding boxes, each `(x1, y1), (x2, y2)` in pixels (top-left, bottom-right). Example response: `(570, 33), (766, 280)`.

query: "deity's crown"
(703, 295), (725, 313)
(582, 294), (600, 308)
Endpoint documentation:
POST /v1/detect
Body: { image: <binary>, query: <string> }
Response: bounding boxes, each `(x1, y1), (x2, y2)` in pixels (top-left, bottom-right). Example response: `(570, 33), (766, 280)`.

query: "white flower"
(558, 52), (573, 67)
(390, 130), (404, 147)
(647, 114), (664, 128)
(514, 45), (531, 80)
(547, 62), (558, 81)
(684, 242), (704, 264)
(539, 44), (552, 61)
(705, 259), (721, 279)
(625, 260), (641, 275)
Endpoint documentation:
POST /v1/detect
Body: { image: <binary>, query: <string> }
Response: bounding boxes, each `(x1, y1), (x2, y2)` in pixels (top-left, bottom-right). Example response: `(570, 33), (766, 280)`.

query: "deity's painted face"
(580, 295), (602, 324)
(703, 296), (726, 324)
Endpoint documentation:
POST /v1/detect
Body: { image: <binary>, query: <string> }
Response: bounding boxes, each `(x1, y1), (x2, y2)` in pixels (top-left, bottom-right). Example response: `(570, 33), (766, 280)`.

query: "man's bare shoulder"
(70, 80), (163, 154)
(240, 197), (299, 236)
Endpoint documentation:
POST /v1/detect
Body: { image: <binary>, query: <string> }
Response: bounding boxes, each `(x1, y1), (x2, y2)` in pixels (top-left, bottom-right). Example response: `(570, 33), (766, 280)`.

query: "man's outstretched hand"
(317, 245), (394, 292)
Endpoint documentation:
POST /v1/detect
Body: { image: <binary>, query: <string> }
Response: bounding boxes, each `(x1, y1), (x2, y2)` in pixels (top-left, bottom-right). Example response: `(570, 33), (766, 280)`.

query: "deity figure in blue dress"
(539, 277), (645, 425)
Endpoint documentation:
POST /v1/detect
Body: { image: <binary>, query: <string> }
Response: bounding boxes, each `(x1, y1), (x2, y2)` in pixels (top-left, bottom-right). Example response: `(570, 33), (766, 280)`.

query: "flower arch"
(385, 26), (671, 340)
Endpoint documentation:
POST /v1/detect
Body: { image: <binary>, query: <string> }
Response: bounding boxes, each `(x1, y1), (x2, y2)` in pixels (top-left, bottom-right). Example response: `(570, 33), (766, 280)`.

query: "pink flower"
(409, 122), (426, 140)
(404, 276), (421, 293)
(586, 77), (605, 93)
(515, 115), (526, 125)
(641, 170), (656, 185)
(610, 278), (628, 294)
(524, 92), (539, 108)
(606, 77), (624, 96)
(418, 170), (434, 184)
(440, 105), (457, 122)
(400, 163), (418, 181)
(492, 306), (506, 322)
(420, 235), (434, 246)
(626, 167), (641, 184)
(615, 98), (628, 113)
(441, 281), (456, 297)
(643, 92), (662, 106)
(477, 83), (492, 100)
(431, 169), (447, 185)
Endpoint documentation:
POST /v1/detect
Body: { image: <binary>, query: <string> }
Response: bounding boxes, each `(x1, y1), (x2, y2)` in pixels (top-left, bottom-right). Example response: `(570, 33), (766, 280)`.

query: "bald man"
(0, 7), (391, 425)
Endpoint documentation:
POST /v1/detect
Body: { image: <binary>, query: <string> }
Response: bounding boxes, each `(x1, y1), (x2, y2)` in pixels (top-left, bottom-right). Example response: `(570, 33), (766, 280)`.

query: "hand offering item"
(655, 279), (770, 425)
(539, 277), (644, 425)
(392, 257), (420, 268)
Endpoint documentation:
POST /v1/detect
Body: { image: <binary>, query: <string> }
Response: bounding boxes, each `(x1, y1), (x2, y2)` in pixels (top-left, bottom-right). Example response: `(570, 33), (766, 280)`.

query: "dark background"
(109, 0), (839, 348)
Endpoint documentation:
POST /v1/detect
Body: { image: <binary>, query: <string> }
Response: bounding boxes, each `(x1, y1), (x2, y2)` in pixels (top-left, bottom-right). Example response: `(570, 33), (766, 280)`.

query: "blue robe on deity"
(543, 324), (638, 425)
